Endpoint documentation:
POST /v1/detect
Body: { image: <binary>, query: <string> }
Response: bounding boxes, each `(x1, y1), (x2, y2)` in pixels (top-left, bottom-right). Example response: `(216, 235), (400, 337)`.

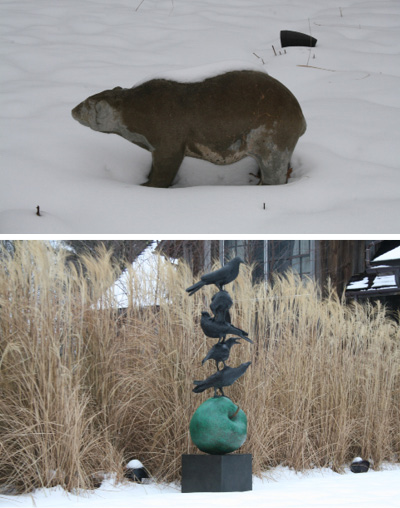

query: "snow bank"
(1, 465), (399, 508)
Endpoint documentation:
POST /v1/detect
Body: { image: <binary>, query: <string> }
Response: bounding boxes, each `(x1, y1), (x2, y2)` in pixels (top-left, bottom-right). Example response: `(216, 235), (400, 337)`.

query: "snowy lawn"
(1, 0), (400, 233)
(1, 465), (399, 508)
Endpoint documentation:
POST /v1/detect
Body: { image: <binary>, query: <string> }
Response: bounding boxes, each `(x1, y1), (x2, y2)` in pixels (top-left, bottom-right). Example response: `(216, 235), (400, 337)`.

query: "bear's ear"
(95, 100), (111, 119)
(94, 100), (120, 132)
(94, 100), (114, 129)
(113, 86), (123, 91)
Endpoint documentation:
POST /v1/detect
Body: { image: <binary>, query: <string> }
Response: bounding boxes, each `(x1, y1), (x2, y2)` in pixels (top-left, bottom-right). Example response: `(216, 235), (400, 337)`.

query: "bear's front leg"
(141, 145), (185, 188)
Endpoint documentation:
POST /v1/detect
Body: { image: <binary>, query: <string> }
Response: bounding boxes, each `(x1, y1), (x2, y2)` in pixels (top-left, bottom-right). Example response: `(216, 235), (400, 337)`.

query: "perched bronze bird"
(193, 361), (251, 397)
(200, 311), (250, 342)
(186, 257), (244, 296)
(210, 290), (233, 323)
(202, 337), (241, 370)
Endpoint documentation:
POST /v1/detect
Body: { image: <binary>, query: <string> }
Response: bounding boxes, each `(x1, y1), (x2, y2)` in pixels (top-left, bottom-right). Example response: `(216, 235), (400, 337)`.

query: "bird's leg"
(220, 387), (225, 397)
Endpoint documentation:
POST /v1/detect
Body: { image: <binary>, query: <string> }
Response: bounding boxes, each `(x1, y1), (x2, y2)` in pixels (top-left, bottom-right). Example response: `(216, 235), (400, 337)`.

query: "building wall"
(158, 240), (373, 297)
(317, 240), (368, 296)
(157, 240), (219, 275)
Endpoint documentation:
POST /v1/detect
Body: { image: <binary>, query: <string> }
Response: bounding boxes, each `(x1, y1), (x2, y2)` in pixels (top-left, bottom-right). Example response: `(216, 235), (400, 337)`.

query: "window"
(267, 240), (315, 279)
(220, 240), (315, 283)
(222, 240), (247, 262)
(221, 240), (265, 283)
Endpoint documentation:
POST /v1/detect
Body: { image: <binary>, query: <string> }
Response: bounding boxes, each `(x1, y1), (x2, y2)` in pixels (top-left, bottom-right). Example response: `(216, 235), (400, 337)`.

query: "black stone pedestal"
(181, 454), (252, 493)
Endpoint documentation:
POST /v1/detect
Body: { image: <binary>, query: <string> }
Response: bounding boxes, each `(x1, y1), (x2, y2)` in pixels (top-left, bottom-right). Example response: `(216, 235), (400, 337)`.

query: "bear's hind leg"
(255, 148), (292, 186)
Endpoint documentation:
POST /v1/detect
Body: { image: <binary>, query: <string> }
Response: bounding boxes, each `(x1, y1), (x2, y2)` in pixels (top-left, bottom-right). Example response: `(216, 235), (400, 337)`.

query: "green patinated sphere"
(189, 397), (247, 454)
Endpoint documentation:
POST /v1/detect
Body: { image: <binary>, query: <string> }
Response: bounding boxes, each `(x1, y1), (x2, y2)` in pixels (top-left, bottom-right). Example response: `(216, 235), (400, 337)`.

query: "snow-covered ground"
(1, 0), (399, 233)
(1, 465), (399, 508)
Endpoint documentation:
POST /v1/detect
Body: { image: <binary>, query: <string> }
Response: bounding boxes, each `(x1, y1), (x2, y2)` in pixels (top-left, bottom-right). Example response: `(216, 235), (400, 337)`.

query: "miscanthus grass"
(0, 242), (399, 492)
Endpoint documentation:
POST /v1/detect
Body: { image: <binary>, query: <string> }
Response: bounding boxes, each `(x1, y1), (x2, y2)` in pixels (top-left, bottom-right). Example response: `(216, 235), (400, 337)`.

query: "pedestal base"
(181, 454), (252, 493)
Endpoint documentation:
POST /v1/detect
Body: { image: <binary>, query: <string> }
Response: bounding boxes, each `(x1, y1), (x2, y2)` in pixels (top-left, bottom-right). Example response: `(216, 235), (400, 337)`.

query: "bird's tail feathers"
(239, 335), (253, 343)
(186, 281), (205, 296)
(192, 383), (205, 393)
(232, 325), (249, 337)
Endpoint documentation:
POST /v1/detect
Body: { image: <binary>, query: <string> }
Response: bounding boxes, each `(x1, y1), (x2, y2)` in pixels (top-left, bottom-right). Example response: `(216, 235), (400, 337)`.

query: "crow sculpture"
(210, 290), (233, 323)
(202, 337), (240, 370)
(193, 362), (251, 397)
(200, 311), (250, 342)
(186, 257), (244, 296)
